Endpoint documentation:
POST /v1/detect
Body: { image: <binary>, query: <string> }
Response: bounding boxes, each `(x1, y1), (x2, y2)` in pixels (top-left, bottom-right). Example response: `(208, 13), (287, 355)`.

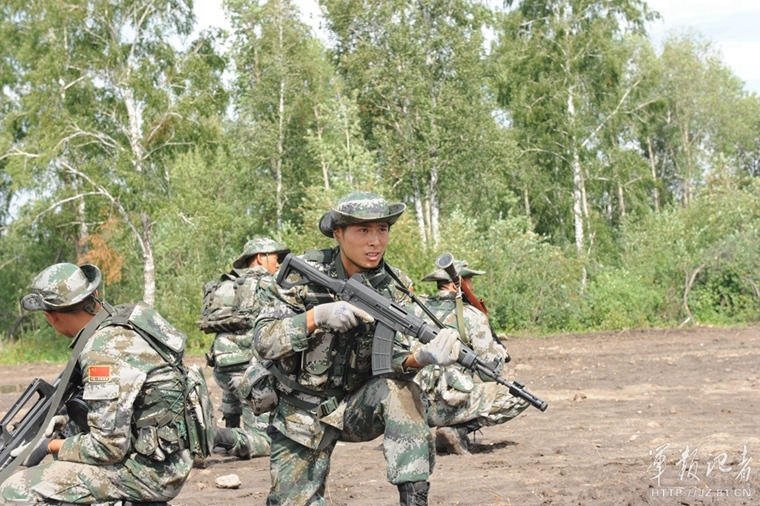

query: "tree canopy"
(2, 0), (759, 360)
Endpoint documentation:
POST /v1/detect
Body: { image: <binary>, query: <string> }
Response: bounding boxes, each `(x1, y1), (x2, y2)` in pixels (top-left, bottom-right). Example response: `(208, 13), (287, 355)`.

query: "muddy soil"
(2, 326), (758, 505)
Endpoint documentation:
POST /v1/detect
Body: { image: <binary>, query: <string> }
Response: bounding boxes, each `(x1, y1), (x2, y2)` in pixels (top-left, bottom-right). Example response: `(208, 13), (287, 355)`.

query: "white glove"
(10, 437), (51, 466)
(413, 328), (461, 367)
(44, 415), (69, 437)
(9, 441), (30, 458)
(312, 301), (374, 333)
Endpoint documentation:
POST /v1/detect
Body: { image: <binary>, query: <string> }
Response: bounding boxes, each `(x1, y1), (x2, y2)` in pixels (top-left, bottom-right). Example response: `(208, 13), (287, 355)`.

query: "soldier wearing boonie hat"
(21, 263), (102, 314)
(205, 237), (290, 461)
(251, 191), (462, 505)
(412, 258), (529, 456)
(1, 263), (193, 504)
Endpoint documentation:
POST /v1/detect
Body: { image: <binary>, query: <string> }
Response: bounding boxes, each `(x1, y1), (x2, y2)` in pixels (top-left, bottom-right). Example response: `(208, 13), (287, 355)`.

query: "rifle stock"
(276, 254), (547, 411)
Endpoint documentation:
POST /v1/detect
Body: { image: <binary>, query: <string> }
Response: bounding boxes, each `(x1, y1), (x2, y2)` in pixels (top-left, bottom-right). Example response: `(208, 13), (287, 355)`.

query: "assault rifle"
(276, 254), (547, 411)
(0, 373), (74, 473)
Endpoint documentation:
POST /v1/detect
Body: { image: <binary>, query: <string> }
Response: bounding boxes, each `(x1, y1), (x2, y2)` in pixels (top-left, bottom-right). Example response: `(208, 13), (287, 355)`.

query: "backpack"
(111, 302), (216, 459)
(198, 270), (261, 334)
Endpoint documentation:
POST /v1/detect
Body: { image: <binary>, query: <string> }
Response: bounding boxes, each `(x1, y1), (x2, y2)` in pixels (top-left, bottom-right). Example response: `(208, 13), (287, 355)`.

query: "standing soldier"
(0, 263), (193, 504)
(413, 259), (529, 455)
(251, 191), (461, 506)
(201, 238), (290, 459)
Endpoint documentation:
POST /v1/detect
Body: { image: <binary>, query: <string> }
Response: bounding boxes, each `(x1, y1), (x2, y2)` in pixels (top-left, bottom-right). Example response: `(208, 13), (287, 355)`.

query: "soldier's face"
(335, 221), (390, 274)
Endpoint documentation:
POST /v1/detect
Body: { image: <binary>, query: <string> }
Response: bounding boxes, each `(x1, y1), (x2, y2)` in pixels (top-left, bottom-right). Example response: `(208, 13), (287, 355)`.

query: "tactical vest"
(272, 248), (402, 416)
(100, 303), (200, 459)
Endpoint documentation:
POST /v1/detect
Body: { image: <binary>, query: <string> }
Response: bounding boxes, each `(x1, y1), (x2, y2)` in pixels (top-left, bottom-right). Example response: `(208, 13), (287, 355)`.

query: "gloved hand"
(44, 414), (69, 437)
(312, 301), (374, 333)
(10, 437), (51, 467)
(413, 328), (461, 367)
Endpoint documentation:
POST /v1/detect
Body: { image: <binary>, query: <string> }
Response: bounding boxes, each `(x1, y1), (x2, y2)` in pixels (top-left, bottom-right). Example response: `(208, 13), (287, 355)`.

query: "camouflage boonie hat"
(21, 263), (101, 312)
(319, 191), (406, 238)
(421, 260), (485, 282)
(233, 237), (290, 269)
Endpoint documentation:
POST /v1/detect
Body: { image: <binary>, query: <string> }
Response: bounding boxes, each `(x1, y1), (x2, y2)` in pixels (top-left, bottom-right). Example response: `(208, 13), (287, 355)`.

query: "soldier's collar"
(335, 252), (391, 290)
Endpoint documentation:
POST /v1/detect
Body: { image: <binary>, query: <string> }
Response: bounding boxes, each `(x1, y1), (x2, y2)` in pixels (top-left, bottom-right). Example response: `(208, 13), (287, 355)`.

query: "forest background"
(2, 0), (760, 362)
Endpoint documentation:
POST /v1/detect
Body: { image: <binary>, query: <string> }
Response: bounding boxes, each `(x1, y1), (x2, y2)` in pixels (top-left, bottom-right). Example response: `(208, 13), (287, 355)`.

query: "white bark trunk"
(123, 88), (144, 172)
(413, 174), (428, 246)
(141, 211), (155, 306)
(647, 136), (660, 212)
(429, 168), (440, 248)
(568, 89), (584, 256)
(275, 2), (285, 232)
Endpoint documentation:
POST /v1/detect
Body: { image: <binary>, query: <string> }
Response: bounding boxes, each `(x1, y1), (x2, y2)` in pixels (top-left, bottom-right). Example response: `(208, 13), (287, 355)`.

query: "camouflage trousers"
(0, 449), (192, 504)
(213, 364), (270, 458)
(266, 378), (434, 506)
(425, 381), (529, 428)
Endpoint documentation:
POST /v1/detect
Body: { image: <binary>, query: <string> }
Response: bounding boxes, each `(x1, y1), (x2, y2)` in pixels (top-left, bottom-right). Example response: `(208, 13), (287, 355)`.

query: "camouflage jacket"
(411, 291), (507, 397)
(209, 266), (274, 368)
(57, 313), (187, 471)
(253, 247), (416, 449)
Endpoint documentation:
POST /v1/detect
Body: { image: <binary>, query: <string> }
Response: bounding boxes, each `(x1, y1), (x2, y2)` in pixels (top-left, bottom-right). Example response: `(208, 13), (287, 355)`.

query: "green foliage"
(4, 0), (760, 360)
(0, 322), (70, 364)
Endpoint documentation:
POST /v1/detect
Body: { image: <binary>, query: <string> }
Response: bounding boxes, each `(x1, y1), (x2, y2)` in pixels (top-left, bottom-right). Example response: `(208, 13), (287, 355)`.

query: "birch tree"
(323, 0), (503, 248)
(1, 0), (225, 304)
(226, 0), (333, 233)
(492, 0), (654, 271)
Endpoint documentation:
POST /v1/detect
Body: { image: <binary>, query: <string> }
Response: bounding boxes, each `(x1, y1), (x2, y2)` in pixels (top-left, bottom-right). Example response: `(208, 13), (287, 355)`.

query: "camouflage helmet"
(319, 191), (406, 238)
(233, 237), (290, 269)
(421, 260), (485, 282)
(21, 263), (101, 312)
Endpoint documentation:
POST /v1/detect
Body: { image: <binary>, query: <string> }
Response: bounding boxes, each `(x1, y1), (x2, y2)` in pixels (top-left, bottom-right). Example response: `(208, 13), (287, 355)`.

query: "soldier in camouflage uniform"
(252, 191), (462, 506)
(209, 238), (289, 459)
(0, 263), (192, 505)
(412, 260), (529, 455)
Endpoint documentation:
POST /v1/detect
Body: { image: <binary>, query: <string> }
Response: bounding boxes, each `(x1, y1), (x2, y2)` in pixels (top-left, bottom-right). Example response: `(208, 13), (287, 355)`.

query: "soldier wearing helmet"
(203, 238), (290, 460)
(413, 259), (529, 455)
(251, 191), (461, 506)
(0, 263), (192, 504)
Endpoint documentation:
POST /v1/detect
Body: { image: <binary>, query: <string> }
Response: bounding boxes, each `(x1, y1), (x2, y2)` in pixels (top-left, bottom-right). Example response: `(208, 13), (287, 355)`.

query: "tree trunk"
(646, 135), (660, 211)
(141, 211), (156, 306)
(429, 168), (440, 248)
(568, 89), (585, 256)
(276, 37), (285, 231)
(412, 174), (428, 247)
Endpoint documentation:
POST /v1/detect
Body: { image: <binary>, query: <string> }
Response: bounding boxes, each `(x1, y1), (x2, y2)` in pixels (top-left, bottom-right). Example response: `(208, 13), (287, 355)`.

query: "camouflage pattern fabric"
(208, 265), (274, 458)
(0, 324), (192, 504)
(411, 291), (529, 428)
(21, 263), (101, 312)
(267, 378), (434, 505)
(212, 364), (270, 458)
(318, 191), (406, 237)
(232, 238), (290, 269)
(253, 247), (433, 504)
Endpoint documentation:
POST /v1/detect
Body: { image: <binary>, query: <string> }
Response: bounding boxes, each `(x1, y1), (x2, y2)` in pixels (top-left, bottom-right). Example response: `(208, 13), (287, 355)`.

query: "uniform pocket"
(83, 382), (119, 430)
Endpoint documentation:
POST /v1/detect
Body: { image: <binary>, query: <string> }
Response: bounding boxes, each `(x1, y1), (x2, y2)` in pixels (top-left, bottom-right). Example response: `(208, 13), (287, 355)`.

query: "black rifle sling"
(383, 264), (447, 330)
(0, 303), (113, 484)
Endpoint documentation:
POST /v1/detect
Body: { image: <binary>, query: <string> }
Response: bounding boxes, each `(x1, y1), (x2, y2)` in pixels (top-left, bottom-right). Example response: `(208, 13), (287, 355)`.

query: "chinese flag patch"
(88, 365), (111, 382)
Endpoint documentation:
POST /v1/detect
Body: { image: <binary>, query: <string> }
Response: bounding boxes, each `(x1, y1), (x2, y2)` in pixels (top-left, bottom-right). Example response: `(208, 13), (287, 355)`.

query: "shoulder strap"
(0, 304), (112, 483)
(304, 248), (334, 263)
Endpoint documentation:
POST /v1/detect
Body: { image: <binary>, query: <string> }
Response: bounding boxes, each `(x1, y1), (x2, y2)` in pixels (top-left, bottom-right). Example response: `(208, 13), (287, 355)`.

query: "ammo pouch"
(237, 360), (278, 416)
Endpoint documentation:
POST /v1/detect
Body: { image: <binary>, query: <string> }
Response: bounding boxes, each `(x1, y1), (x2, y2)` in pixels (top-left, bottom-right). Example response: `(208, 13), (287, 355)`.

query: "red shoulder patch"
(88, 365), (111, 382)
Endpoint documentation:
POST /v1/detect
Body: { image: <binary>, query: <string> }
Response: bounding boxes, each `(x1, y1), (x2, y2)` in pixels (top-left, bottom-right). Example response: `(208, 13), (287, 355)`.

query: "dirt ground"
(2, 326), (758, 505)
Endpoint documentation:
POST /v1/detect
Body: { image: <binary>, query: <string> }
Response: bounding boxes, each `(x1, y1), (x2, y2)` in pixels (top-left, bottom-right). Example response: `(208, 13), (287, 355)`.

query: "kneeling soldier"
(0, 263), (193, 504)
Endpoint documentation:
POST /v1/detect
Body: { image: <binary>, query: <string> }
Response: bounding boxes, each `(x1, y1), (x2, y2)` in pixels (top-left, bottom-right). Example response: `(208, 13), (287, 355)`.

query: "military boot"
(398, 481), (429, 506)
(213, 426), (237, 454)
(434, 426), (470, 455)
